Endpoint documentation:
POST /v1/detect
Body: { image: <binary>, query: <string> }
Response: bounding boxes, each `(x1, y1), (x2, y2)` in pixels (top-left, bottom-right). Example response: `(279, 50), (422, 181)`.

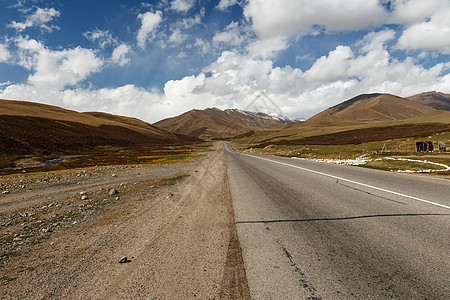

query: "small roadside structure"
(416, 141), (433, 152)
(439, 142), (447, 152)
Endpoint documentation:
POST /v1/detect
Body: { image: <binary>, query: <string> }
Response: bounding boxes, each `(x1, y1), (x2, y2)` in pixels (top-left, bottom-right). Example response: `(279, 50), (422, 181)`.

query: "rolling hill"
(154, 107), (292, 140)
(406, 91), (450, 111)
(232, 92), (450, 147)
(0, 99), (197, 156)
(305, 93), (436, 126)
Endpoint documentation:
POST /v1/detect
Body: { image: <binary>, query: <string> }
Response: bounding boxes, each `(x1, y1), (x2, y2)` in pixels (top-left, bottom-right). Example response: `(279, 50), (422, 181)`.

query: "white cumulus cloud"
(169, 28), (188, 44)
(246, 36), (288, 59)
(9, 7), (60, 32)
(358, 29), (396, 53)
(0, 43), (10, 62)
(111, 44), (131, 66)
(83, 29), (118, 49)
(213, 22), (244, 46)
(137, 11), (163, 49)
(394, 7), (450, 54)
(217, 0), (238, 10)
(243, 0), (387, 37)
(14, 37), (103, 90)
(390, 0), (446, 24)
(170, 0), (195, 12)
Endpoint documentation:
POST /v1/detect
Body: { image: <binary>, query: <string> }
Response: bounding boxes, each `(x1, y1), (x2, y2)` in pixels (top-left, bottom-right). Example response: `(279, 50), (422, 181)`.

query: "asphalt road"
(224, 142), (450, 299)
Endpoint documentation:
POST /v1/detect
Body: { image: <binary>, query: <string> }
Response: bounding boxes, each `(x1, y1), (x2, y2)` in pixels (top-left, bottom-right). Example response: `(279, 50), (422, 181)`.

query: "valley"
(1, 91), (449, 299)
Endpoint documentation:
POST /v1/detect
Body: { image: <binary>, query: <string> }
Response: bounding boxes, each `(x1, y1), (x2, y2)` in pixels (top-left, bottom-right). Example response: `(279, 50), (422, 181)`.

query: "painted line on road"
(231, 148), (449, 210)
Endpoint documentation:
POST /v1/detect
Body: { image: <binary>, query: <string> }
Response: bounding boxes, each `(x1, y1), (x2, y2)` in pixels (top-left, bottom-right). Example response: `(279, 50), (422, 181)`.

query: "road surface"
(224, 142), (449, 299)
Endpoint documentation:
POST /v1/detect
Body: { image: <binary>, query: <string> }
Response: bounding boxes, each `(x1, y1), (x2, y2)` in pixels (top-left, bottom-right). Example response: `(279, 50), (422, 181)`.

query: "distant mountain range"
(0, 99), (198, 156)
(1, 91), (449, 156)
(154, 91), (449, 141)
(154, 108), (293, 140)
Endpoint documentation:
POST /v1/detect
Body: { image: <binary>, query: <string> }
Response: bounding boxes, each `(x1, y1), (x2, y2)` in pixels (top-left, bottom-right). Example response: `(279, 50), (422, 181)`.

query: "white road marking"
(226, 145), (450, 210)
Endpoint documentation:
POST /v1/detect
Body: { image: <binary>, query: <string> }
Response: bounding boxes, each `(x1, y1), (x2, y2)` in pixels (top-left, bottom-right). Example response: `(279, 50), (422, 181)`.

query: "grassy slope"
(233, 108), (450, 147)
(0, 99), (203, 173)
(230, 104), (449, 176)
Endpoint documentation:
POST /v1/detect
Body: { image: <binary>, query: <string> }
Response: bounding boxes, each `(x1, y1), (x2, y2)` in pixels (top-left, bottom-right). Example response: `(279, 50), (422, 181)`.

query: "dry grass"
(230, 132), (450, 175)
(363, 159), (444, 172)
(0, 143), (213, 176)
(232, 110), (450, 146)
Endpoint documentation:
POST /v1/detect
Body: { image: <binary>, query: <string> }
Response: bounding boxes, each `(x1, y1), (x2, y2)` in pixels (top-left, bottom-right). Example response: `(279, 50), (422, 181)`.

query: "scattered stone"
(111, 174), (117, 177)
(81, 195), (89, 200)
(80, 191), (87, 195)
(2, 191), (10, 194)
(109, 189), (118, 195)
(115, 197), (120, 200)
(118, 256), (130, 263)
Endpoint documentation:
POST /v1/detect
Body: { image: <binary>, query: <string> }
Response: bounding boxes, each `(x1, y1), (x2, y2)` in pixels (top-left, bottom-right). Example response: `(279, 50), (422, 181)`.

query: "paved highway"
(224, 142), (449, 299)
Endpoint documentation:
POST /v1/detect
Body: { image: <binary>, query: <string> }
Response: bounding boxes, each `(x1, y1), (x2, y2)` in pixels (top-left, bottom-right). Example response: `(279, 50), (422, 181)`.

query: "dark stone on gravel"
(118, 256), (130, 263)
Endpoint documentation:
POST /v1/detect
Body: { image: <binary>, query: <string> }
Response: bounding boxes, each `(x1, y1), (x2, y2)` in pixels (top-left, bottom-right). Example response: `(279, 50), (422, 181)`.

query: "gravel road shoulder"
(0, 144), (250, 299)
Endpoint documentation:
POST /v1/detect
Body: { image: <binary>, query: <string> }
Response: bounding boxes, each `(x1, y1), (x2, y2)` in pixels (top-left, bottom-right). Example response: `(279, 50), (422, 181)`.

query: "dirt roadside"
(0, 144), (250, 299)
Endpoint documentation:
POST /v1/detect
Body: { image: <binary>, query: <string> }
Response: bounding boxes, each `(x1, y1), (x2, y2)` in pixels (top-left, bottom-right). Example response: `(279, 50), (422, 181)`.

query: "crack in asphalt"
(335, 179), (407, 205)
(276, 239), (322, 300)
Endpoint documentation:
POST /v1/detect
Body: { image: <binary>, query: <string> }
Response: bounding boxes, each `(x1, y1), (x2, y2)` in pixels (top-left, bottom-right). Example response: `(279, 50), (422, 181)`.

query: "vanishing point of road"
(224, 142), (449, 299)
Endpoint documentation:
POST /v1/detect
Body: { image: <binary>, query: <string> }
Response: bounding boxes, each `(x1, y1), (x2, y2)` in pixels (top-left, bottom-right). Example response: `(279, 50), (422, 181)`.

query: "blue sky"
(0, 0), (449, 122)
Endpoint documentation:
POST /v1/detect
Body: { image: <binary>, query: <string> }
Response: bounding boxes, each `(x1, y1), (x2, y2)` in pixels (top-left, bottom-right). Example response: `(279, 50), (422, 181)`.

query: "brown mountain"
(234, 92), (449, 147)
(154, 107), (291, 139)
(0, 99), (197, 156)
(305, 93), (436, 126)
(406, 91), (450, 111)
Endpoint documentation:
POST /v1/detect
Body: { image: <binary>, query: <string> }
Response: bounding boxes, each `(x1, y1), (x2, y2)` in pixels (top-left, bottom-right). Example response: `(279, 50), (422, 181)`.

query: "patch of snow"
(238, 109), (293, 123)
(298, 155), (372, 166)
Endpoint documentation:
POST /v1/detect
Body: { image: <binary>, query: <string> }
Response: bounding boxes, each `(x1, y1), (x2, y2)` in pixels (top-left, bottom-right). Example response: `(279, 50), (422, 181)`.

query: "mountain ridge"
(155, 107), (292, 140)
(0, 99), (198, 156)
(230, 91), (450, 146)
(305, 93), (436, 126)
(406, 91), (450, 111)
